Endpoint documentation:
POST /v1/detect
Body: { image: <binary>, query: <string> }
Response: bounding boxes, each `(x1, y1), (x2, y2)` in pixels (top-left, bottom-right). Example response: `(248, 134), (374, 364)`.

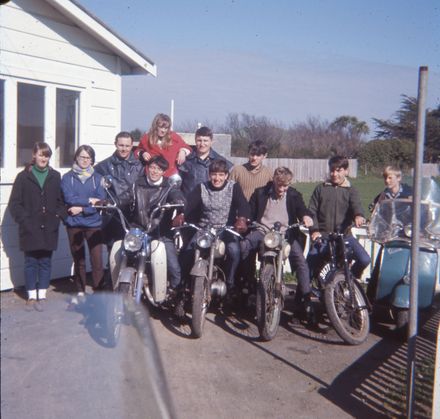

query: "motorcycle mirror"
(168, 174), (182, 189)
(101, 175), (114, 190)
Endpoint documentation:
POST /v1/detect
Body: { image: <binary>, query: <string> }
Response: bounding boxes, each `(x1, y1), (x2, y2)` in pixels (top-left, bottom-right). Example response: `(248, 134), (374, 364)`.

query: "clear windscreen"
(368, 177), (440, 247)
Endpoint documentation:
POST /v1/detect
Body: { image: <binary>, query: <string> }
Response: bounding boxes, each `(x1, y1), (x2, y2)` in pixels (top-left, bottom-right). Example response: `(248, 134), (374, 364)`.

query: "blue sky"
(78, 0), (440, 133)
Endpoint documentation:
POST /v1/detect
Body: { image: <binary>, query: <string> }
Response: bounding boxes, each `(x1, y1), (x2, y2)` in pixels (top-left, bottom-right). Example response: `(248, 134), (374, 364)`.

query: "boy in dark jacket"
(307, 156), (370, 280)
(183, 159), (249, 294)
(126, 155), (185, 298)
(241, 167), (315, 321)
(179, 126), (233, 197)
(95, 131), (143, 247)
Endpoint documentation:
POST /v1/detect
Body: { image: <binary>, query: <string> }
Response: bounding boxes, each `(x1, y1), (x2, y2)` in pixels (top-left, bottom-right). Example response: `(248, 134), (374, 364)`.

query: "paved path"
(1, 280), (437, 418)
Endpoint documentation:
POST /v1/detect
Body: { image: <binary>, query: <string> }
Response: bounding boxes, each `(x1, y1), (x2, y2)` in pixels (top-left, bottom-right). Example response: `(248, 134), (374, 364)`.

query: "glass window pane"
(0, 80), (4, 168)
(17, 83), (44, 167)
(56, 89), (80, 167)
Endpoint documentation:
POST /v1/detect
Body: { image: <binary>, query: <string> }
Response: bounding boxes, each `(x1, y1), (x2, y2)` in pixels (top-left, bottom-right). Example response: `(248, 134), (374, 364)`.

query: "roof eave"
(44, 0), (157, 77)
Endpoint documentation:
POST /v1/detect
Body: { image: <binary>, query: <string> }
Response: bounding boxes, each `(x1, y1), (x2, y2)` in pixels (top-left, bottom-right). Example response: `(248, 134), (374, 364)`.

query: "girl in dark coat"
(8, 142), (66, 311)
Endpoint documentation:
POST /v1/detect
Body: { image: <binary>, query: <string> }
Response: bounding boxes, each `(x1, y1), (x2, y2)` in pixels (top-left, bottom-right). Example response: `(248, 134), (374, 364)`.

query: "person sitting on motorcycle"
(369, 165), (412, 212)
(240, 167), (315, 322)
(183, 159), (250, 297)
(124, 155), (186, 309)
(307, 155), (371, 281)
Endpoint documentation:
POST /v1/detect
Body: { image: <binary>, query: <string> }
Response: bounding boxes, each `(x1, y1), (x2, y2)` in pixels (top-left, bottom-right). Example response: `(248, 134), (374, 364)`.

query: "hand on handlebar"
(171, 213), (185, 227)
(91, 199), (109, 207)
(311, 231), (322, 242)
(234, 217), (248, 235)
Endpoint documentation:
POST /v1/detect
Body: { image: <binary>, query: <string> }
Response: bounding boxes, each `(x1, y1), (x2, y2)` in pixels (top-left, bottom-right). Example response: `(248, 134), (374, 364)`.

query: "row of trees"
(131, 95), (440, 173)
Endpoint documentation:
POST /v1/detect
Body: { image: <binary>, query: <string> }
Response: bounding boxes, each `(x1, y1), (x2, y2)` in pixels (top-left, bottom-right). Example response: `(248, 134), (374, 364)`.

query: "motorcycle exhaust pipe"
(211, 280), (227, 298)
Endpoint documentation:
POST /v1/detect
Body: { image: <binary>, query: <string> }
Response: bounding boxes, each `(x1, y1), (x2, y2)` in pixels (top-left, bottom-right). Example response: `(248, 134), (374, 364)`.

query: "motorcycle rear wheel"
(256, 263), (283, 341)
(191, 276), (209, 338)
(324, 271), (370, 345)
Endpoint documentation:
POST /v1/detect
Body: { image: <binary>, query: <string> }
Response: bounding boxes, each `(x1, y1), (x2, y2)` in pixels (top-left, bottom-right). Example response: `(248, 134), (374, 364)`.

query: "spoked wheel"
(256, 263), (283, 341)
(191, 276), (210, 338)
(324, 271), (370, 345)
(106, 283), (128, 347)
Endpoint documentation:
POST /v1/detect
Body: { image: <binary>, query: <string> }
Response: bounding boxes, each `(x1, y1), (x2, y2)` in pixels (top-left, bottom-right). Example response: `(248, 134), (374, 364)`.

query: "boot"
(303, 293), (317, 326)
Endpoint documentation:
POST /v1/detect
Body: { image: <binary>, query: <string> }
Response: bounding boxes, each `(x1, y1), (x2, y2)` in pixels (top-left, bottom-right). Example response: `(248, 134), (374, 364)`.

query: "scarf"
(72, 163), (94, 184)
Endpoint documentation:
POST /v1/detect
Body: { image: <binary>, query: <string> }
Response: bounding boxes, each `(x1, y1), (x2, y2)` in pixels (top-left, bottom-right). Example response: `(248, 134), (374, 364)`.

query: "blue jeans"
(24, 250), (53, 291)
(307, 235), (370, 279)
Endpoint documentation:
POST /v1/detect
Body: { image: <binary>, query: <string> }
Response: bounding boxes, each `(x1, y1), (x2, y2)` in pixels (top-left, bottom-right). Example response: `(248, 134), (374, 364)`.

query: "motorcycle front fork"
(135, 251), (147, 305)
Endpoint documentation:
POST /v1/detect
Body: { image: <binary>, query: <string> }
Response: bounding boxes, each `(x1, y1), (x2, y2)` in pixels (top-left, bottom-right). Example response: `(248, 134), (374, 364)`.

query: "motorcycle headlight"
(196, 231), (213, 249)
(282, 243), (291, 260)
(214, 239), (225, 258)
(124, 228), (144, 252)
(404, 224), (412, 238)
(264, 231), (281, 249)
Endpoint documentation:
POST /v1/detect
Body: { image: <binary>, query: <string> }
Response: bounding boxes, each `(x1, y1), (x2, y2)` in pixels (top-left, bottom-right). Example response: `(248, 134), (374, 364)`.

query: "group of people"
(8, 111), (410, 320)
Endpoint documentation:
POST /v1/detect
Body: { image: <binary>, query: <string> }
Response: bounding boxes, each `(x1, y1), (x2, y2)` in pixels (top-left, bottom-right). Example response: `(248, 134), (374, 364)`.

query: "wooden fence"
(229, 158), (358, 183)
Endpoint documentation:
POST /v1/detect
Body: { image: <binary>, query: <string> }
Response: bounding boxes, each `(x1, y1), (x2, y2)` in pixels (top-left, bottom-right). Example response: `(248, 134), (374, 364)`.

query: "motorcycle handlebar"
(178, 223), (242, 237)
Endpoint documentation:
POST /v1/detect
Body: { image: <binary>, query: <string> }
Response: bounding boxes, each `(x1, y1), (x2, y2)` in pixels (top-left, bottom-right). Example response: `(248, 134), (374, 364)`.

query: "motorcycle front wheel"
(324, 271), (370, 345)
(256, 263), (283, 341)
(105, 283), (128, 347)
(191, 276), (209, 338)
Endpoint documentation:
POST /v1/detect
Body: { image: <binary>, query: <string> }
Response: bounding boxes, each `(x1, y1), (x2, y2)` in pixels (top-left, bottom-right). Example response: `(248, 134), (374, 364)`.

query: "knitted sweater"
(229, 163), (273, 201)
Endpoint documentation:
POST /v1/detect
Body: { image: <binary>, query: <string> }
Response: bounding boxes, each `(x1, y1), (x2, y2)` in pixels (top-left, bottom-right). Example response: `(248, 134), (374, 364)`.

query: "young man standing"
(95, 131), (144, 246)
(229, 140), (273, 202)
(369, 165), (412, 212)
(307, 155), (371, 280)
(179, 126), (233, 197)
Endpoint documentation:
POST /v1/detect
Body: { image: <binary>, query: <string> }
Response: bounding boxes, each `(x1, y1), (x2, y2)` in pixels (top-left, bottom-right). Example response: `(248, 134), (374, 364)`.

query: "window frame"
(0, 77), (85, 183)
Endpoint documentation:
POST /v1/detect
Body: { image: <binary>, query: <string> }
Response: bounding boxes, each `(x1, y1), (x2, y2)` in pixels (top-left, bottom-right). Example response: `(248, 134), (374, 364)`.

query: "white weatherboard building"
(0, 0), (156, 290)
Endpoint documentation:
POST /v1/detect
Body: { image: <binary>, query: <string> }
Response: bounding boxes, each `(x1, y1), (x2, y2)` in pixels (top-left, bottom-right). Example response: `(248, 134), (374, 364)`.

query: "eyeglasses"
(78, 155), (91, 160)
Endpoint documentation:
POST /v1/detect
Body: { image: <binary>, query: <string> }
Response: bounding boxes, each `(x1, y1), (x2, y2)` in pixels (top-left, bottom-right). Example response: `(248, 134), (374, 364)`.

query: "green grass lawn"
(293, 174), (385, 217)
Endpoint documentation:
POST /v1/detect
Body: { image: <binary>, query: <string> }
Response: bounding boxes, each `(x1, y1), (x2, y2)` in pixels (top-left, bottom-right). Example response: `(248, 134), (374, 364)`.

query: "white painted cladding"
(0, 0), (154, 290)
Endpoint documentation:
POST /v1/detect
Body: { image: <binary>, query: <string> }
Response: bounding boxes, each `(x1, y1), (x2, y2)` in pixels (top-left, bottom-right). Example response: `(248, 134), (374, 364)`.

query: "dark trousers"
(307, 235), (371, 280)
(67, 227), (104, 292)
(24, 250), (53, 291)
(181, 233), (240, 289)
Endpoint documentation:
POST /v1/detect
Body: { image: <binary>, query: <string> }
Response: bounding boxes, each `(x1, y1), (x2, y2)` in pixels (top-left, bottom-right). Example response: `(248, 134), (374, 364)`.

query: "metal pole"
(170, 99), (175, 129)
(406, 66), (428, 418)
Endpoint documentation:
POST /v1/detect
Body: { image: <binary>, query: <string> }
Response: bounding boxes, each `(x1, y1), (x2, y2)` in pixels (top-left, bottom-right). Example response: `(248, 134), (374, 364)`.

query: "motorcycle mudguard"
(376, 243), (437, 309)
(119, 267), (136, 284)
(190, 258), (208, 277)
(391, 283), (410, 309)
(109, 240), (123, 288)
(150, 240), (167, 303)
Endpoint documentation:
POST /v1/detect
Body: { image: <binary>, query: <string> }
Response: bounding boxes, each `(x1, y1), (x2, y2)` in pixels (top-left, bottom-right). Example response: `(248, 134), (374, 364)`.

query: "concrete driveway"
(1, 279), (437, 419)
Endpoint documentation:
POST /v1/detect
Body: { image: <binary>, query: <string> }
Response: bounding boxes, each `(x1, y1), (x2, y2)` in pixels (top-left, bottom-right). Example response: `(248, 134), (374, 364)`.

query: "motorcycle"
(183, 223), (241, 338)
(95, 178), (184, 346)
(310, 232), (371, 345)
(367, 177), (440, 334)
(255, 222), (303, 341)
